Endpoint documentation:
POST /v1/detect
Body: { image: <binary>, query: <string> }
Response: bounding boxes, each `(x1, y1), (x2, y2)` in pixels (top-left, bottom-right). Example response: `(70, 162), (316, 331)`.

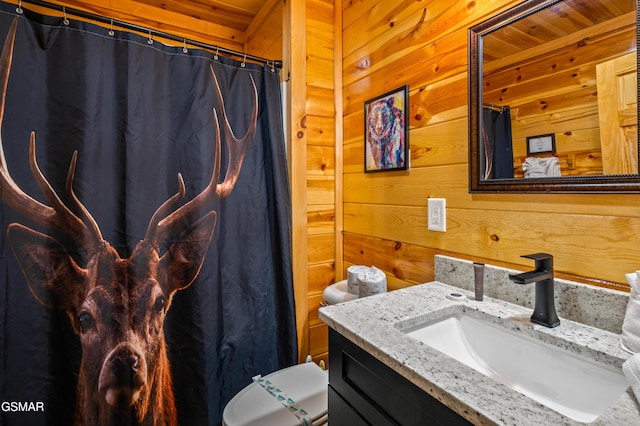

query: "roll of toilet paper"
(358, 266), (387, 298)
(347, 265), (369, 295)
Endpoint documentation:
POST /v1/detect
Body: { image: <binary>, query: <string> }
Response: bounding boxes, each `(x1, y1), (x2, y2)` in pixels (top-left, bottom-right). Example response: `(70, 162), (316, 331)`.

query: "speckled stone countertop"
(319, 259), (640, 425)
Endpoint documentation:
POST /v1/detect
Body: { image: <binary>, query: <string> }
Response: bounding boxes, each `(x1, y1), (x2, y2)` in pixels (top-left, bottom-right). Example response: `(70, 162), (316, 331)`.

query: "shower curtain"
(0, 4), (296, 426)
(481, 106), (514, 179)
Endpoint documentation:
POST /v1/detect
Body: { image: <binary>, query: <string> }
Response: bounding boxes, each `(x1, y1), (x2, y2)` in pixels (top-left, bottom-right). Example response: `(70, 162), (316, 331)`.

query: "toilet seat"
(322, 279), (358, 305)
(222, 362), (328, 426)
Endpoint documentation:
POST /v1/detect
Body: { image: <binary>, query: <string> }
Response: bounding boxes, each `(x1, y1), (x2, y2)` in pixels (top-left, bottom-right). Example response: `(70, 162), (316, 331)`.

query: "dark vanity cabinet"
(328, 328), (473, 425)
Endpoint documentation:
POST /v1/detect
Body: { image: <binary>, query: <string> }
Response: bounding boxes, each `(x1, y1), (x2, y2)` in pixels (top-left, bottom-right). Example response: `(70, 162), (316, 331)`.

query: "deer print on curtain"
(0, 5), (296, 426)
(0, 17), (256, 425)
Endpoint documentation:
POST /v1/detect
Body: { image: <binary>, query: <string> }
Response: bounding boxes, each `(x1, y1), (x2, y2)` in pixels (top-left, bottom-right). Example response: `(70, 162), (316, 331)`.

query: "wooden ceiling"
(132, 0), (268, 33)
(24, 0), (280, 57)
(483, 0), (636, 62)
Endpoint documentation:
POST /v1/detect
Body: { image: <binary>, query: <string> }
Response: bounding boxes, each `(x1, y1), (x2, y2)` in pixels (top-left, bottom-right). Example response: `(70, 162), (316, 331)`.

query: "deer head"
(0, 18), (257, 425)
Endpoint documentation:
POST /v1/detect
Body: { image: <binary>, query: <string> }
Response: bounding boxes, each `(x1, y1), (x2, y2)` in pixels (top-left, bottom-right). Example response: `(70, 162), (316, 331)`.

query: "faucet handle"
(521, 253), (553, 270)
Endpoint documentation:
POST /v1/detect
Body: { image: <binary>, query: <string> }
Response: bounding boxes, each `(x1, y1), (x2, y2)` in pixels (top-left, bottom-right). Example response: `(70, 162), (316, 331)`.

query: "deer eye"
(154, 296), (165, 313)
(78, 311), (95, 333)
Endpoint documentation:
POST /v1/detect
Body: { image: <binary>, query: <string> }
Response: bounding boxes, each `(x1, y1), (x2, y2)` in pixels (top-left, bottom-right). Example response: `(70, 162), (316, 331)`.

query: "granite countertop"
(319, 281), (640, 425)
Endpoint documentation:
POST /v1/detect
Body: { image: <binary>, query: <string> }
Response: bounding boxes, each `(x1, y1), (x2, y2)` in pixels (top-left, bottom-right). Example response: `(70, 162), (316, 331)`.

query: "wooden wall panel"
(306, 116), (336, 147)
(308, 87), (336, 116)
(309, 321), (328, 362)
(45, 0), (285, 64)
(307, 145), (336, 175)
(340, 0), (639, 296)
(46, 0), (246, 51)
(342, 0), (522, 90)
(308, 204), (336, 235)
(308, 234), (335, 264)
(307, 145), (335, 205)
(309, 263), (336, 294)
(342, 1), (425, 53)
(285, 0), (310, 362)
(305, 0), (336, 362)
(245, 0), (283, 59)
(344, 201), (640, 284)
(343, 232), (435, 284)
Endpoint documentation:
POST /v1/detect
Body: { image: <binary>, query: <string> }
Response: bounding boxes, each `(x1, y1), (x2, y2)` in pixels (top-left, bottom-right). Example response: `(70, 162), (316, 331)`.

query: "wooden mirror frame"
(469, 0), (640, 193)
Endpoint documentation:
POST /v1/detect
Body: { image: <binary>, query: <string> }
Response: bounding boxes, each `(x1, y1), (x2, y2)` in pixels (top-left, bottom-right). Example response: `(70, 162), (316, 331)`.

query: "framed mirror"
(469, 0), (639, 192)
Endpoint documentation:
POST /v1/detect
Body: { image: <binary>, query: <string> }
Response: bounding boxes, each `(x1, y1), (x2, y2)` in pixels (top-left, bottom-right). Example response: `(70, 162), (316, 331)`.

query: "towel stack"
(346, 265), (387, 298)
(622, 271), (640, 353)
(522, 157), (561, 178)
(622, 271), (640, 403)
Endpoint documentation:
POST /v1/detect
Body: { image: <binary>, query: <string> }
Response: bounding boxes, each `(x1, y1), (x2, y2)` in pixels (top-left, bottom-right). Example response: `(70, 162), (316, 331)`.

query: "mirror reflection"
(480, 0), (637, 181)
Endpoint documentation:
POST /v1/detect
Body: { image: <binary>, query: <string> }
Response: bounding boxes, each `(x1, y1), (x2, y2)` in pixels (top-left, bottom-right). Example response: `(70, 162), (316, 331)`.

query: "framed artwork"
(526, 133), (556, 156)
(364, 85), (409, 172)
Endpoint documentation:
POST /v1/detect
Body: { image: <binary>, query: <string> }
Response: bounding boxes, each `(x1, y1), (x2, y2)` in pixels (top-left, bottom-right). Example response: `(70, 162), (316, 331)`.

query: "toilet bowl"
(222, 280), (355, 426)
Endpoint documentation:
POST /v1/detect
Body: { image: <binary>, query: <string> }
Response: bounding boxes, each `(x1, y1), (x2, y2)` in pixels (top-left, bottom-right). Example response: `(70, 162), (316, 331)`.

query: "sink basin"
(403, 313), (628, 423)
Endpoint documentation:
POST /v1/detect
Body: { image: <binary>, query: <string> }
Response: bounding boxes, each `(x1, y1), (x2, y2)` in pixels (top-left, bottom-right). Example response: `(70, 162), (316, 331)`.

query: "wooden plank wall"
(341, 0), (639, 299)
(244, 0), (282, 60)
(305, 0), (336, 366)
(36, 0), (282, 65)
(42, 0), (247, 52)
(285, 0), (336, 365)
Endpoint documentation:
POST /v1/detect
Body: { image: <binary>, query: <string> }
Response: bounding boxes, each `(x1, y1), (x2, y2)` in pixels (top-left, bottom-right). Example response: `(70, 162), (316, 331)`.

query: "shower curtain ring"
(214, 47), (219, 60)
(16, 0), (23, 14)
(62, 6), (70, 25)
(183, 38), (188, 54)
(109, 18), (115, 36)
(241, 53), (246, 68)
(147, 30), (153, 44)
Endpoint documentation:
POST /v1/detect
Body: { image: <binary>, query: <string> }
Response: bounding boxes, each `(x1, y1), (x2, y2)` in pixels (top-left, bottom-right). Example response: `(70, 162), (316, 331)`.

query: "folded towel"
(623, 353), (640, 403)
(522, 156), (561, 178)
(621, 271), (640, 354)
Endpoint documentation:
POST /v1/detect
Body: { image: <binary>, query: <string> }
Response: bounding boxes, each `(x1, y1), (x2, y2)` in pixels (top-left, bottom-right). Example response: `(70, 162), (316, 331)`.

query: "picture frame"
(526, 133), (556, 156)
(364, 85), (409, 172)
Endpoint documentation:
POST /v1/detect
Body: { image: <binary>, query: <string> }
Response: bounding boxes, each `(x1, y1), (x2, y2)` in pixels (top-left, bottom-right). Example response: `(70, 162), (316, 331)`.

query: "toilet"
(221, 280), (355, 426)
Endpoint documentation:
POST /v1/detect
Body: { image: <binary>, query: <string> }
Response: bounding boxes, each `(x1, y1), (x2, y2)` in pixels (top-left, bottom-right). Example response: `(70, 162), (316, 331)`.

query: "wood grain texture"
(29, 0), (286, 61)
(285, 0), (310, 362)
(305, 0), (337, 362)
(341, 0), (637, 292)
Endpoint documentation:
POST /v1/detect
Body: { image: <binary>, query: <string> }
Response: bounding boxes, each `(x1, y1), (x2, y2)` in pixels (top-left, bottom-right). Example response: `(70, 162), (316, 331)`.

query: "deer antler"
(0, 17), (256, 253)
(0, 18), (103, 253)
(209, 67), (258, 197)
(143, 65), (258, 248)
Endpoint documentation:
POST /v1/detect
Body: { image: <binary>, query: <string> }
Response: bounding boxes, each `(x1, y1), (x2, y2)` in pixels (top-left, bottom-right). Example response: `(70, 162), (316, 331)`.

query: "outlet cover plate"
(428, 198), (446, 232)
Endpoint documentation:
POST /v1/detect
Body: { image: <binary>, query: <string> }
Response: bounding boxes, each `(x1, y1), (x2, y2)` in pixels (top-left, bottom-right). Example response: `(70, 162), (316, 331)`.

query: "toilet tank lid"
(222, 362), (328, 426)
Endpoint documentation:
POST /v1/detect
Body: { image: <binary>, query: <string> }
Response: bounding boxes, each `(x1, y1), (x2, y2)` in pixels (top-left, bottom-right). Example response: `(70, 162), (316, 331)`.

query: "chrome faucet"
(508, 253), (560, 328)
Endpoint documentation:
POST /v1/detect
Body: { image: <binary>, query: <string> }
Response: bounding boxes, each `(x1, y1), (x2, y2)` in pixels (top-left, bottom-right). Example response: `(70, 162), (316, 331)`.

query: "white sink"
(403, 313), (628, 423)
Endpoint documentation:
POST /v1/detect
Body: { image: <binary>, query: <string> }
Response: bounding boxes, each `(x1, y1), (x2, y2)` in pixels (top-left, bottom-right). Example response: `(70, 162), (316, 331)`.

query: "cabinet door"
(328, 386), (369, 426)
(328, 329), (472, 426)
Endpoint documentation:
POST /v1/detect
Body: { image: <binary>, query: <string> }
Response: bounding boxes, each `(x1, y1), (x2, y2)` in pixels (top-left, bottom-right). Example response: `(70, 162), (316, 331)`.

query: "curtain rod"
(12, 0), (283, 68)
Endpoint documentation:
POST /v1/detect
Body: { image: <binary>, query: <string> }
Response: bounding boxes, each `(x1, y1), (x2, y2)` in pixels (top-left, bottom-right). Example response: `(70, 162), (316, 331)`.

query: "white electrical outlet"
(428, 198), (446, 232)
